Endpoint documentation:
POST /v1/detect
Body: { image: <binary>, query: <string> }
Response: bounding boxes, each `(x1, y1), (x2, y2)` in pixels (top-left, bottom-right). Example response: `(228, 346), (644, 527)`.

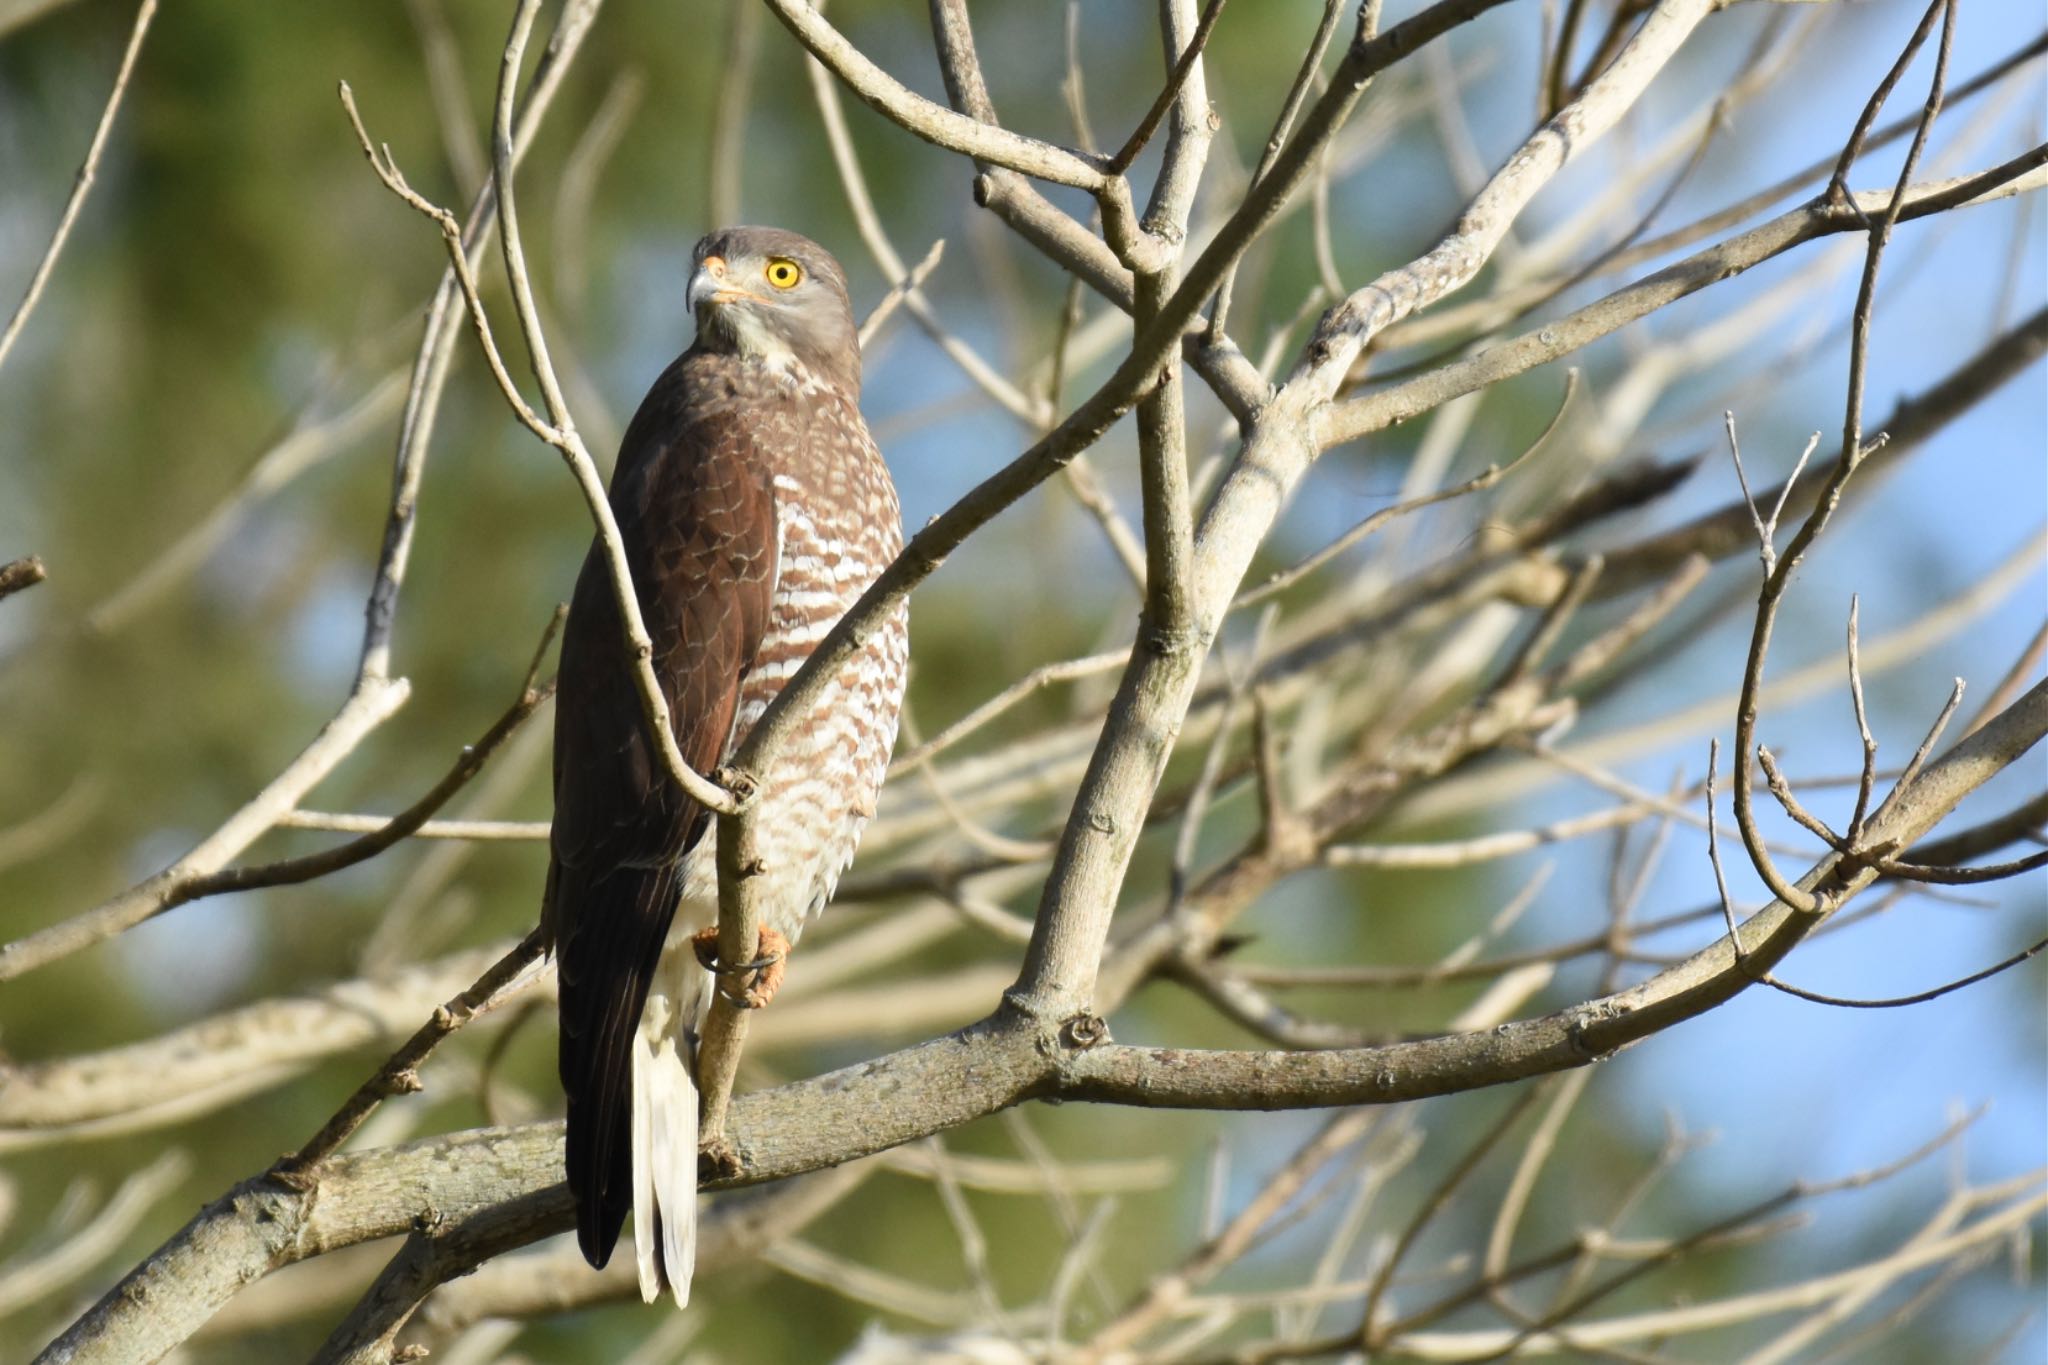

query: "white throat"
(702, 305), (798, 375)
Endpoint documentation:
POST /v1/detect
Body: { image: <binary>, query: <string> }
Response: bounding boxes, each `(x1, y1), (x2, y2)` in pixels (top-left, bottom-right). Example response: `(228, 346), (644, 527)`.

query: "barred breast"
(673, 371), (907, 938)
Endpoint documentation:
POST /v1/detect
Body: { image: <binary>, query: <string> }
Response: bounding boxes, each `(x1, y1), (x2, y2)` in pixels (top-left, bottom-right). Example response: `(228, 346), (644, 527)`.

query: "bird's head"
(687, 226), (860, 390)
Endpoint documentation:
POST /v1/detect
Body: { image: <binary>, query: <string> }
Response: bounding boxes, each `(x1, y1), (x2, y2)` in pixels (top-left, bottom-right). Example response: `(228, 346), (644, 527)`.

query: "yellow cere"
(764, 258), (803, 290)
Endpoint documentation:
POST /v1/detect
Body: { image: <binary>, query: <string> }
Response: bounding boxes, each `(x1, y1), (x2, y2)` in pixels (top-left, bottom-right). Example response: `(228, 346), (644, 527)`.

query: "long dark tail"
(553, 860), (681, 1268)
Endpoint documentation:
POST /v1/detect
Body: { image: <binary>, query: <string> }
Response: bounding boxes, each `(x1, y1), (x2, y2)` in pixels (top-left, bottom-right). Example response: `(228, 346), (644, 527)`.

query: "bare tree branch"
(0, 0), (157, 377)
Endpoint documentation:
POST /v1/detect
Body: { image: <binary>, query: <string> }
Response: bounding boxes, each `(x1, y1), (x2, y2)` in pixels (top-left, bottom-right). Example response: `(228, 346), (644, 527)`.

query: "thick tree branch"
(30, 2), (2046, 1359)
(49, 675), (2041, 1363)
(1012, 0), (1721, 1023)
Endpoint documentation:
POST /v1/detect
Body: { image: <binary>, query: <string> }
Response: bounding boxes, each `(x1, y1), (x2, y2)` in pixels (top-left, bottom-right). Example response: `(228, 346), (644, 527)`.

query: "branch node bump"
(698, 1135), (743, 1182)
(1566, 1001), (1626, 1059)
(1145, 623), (1200, 658)
(1060, 1012), (1110, 1050)
(268, 1162), (317, 1194)
(713, 764), (761, 808)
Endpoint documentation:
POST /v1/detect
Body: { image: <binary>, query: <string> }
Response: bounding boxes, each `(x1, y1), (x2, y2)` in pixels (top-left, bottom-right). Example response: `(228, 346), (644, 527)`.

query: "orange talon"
(690, 925), (722, 973)
(692, 924), (789, 1009)
(737, 927), (788, 1009)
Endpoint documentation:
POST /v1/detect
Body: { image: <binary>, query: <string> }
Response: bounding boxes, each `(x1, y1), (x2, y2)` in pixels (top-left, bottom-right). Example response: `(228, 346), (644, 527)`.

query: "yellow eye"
(764, 258), (803, 290)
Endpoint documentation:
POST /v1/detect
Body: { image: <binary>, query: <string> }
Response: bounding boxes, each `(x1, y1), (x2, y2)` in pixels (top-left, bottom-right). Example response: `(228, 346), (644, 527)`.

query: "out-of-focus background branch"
(1, 0), (2041, 1360)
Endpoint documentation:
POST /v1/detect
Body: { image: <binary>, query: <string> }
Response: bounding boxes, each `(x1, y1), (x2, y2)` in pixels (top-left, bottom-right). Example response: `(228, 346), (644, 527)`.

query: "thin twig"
(1208, 0), (1343, 341)
(1358, 1087), (1545, 1348)
(1844, 595), (1881, 840)
(1082, 1110), (1378, 1359)
(1168, 610), (1272, 911)
(856, 238), (947, 348)
(404, 0), (486, 197)
(177, 611), (562, 905)
(1237, 368), (1575, 607)
(707, 0), (762, 226)
(893, 649), (1129, 771)
(85, 368), (410, 636)
(553, 69), (645, 324)
(1961, 618), (2048, 740)
(0, 0), (159, 377)
(0, 556), (47, 602)
(1106, 0), (1229, 175)
(1892, 678), (1967, 800)
(341, 69), (743, 821)
(1825, 0), (1949, 213)
(807, 49), (1050, 425)
(277, 932), (548, 1177)
(1745, 937), (2048, 1010)
(274, 812), (549, 841)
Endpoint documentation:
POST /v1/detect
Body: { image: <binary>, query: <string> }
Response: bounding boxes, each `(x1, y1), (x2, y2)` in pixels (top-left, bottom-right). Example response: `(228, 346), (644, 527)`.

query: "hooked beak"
(687, 254), (768, 315)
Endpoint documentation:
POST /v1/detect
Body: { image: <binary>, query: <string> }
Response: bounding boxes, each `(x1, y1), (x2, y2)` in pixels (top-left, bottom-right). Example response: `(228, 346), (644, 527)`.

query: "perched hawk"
(543, 226), (907, 1306)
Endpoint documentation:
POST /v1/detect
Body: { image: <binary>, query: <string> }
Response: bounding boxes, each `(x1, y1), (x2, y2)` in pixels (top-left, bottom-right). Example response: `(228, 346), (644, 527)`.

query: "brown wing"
(545, 355), (778, 1268)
